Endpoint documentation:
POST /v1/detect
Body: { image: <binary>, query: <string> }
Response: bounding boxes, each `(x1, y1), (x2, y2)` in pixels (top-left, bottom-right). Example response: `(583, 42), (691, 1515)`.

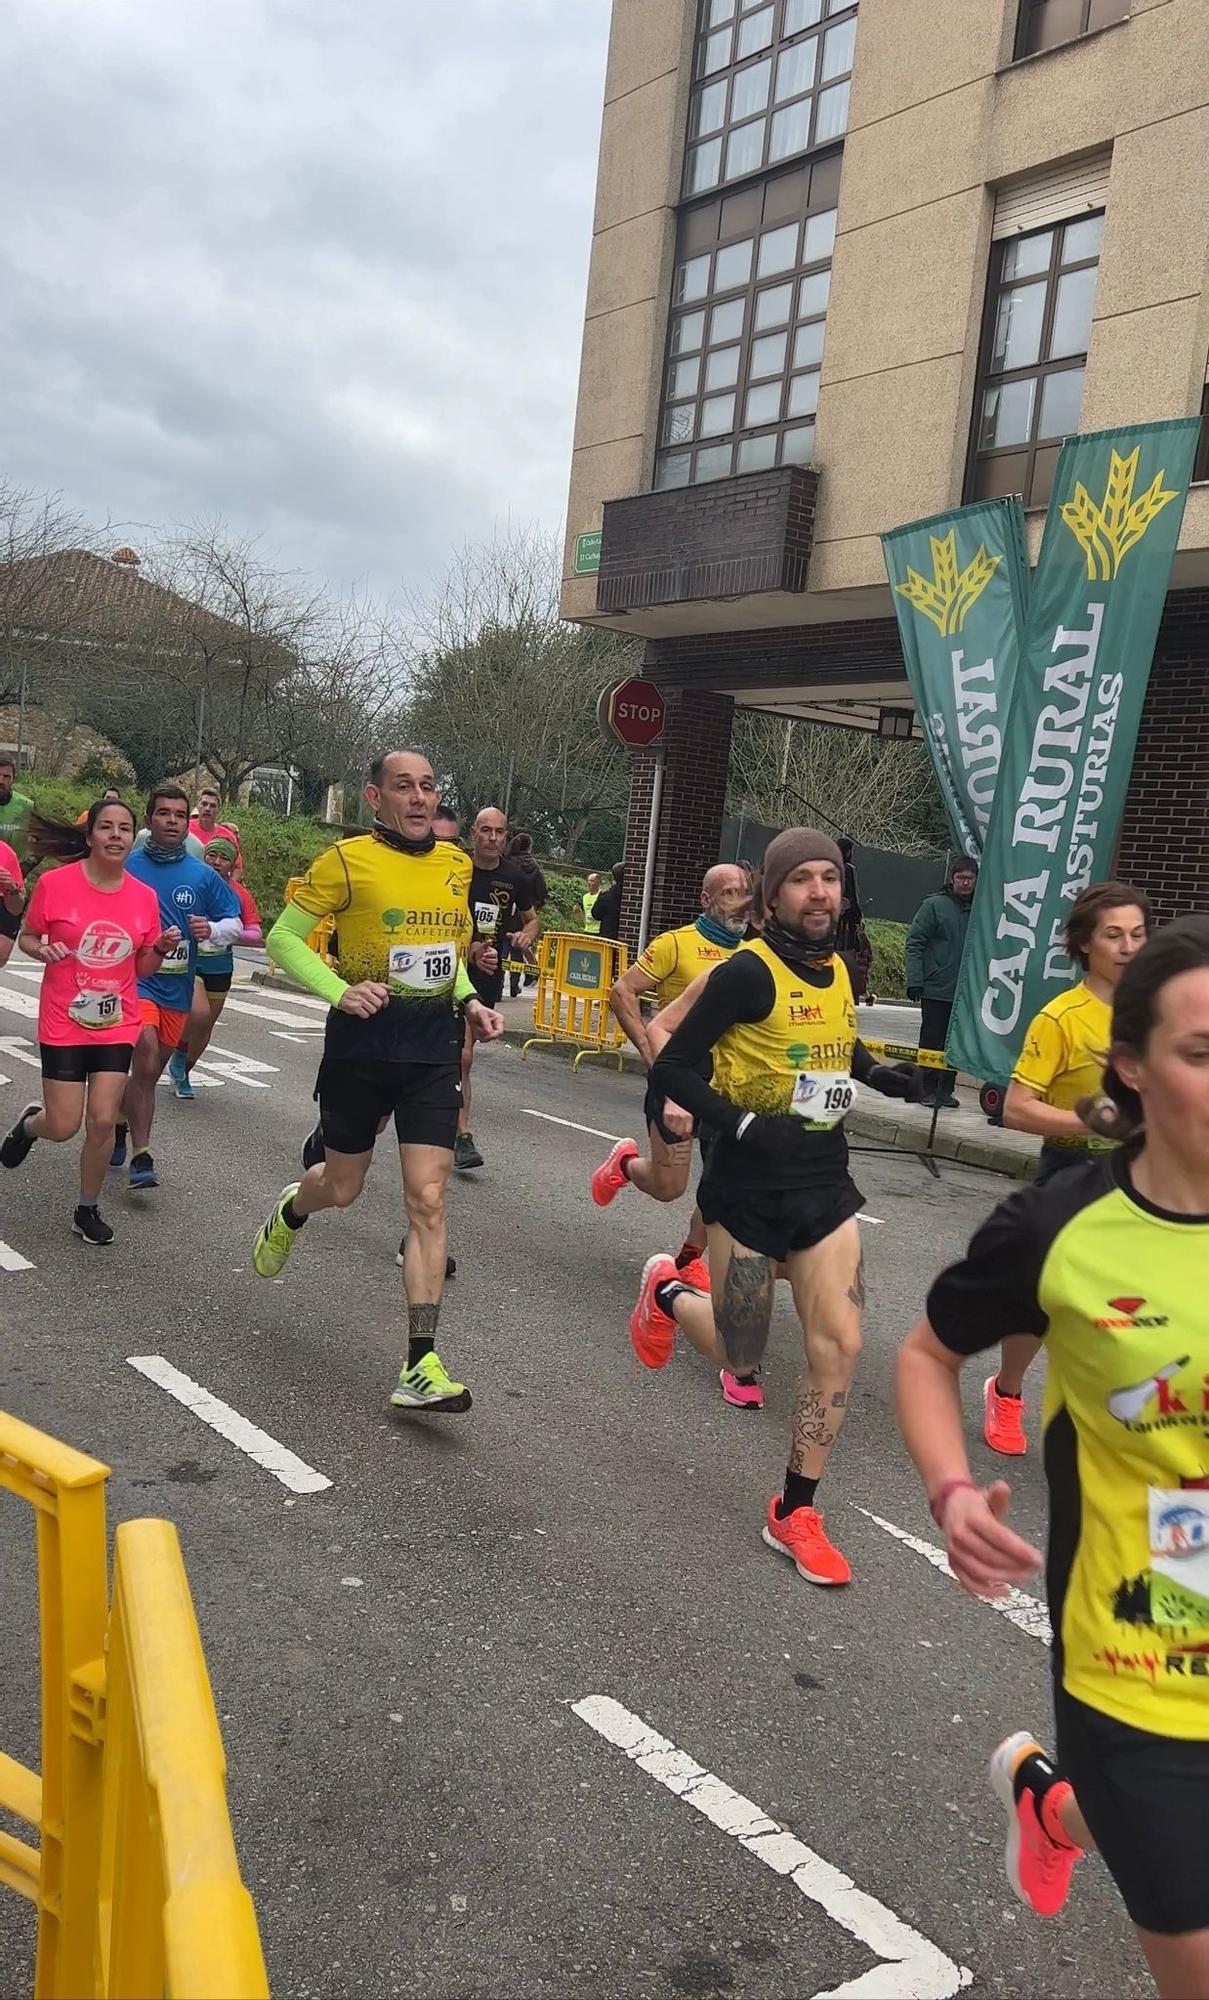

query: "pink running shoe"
(592, 1139), (639, 1207)
(989, 1732), (1083, 1918)
(720, 1369), (763, 1409)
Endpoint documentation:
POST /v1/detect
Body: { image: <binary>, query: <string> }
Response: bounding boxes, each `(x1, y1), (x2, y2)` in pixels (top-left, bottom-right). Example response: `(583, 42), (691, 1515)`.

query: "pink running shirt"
(25, 862), (161, 1046)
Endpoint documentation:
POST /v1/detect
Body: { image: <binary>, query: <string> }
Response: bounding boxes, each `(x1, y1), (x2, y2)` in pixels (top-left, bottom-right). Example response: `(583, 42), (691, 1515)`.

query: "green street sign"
(573, 530), (602, 576)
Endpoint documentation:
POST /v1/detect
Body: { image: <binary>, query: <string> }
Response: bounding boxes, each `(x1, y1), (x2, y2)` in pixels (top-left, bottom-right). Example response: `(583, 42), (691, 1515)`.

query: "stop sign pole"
(598, 677), (667, 952)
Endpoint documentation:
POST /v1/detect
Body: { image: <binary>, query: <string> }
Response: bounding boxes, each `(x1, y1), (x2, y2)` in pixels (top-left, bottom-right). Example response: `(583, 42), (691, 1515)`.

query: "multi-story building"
(561, 0), (1209, 939)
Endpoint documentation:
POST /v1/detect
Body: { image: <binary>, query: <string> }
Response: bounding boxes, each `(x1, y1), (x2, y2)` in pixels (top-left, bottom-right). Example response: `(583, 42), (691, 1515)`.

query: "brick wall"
(619, 688), (735, 946)
(598, 467), (817, 615)
(1117, 592), (1209, 920)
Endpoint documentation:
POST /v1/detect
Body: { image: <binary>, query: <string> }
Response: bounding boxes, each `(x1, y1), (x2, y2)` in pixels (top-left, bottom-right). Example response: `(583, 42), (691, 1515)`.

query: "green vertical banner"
(947, 417), (1201, 1084)
(882, 497), (1030, 858)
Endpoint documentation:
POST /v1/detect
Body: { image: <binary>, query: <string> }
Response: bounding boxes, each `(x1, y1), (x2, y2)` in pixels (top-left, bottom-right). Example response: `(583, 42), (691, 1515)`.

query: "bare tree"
(0, 480), (91, 714)
(728, 709), (948, 854)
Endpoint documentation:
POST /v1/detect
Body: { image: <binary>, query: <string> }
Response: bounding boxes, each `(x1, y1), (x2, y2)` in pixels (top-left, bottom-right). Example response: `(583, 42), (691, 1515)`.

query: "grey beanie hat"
(761, 827), (843, 908)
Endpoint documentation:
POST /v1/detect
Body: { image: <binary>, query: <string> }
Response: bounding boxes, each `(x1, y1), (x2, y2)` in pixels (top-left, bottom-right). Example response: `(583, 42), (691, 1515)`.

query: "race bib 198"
(790, 1070), (854, 1128)
(388, 941), (456, 993)
(67, 988), (123, 1032)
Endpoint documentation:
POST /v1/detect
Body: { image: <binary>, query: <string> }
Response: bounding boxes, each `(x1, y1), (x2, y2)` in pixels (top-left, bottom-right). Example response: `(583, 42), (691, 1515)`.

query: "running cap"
(761, 828), (843, 908)
(204, 836), (238, 864)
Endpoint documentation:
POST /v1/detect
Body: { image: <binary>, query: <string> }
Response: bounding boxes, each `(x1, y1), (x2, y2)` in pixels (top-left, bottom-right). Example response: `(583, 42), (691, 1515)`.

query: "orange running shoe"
(592, 1138), (639, 1207)
(761, 1497), (851, 1586)
(989, 1732), (1082, 1918)
(676, 1255), (711, 1293)
(984, 1374), (1028, 1456)
(629, 1254), (680, 1369)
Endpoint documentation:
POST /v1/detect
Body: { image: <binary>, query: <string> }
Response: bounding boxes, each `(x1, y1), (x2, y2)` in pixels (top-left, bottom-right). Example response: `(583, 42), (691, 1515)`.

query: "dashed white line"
(572, 1696), (971, 2000)
(126, 1355), (332, 1494)
(857, 1212), (884, 1224)
(222, 995), (330, 1029)
(522, 1109), (625, 1143)
(855, 1508), (1052, 1645)
(0, 1239), (34, 1273)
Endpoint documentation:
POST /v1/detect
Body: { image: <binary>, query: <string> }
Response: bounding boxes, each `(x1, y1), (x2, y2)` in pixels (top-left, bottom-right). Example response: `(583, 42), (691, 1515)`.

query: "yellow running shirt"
(289, 832), (473, 1063)
(929, 1156), (1209, 1738)
(711, 936), (856, 1123)
(1012, 980), (1114, 1153)
(635, 922), (736, 1007)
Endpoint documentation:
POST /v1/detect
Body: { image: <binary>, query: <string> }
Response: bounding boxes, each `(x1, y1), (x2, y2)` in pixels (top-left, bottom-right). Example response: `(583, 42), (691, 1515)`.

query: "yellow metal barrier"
(521, 932), (631, 1071)
(0, 1412), (268, 1999)
(283, 876), (335, 967)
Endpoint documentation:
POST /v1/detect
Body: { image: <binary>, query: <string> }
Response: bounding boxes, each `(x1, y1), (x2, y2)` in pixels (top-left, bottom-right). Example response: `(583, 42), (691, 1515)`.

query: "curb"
(253, 970), (1034, 1179)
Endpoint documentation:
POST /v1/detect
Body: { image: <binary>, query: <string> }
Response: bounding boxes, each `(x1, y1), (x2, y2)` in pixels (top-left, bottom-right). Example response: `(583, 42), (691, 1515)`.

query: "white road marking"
(0, 1239), (34, 1273)
(192, 1044), (279, 1091)
(247, 985), (330, 1012)
(0, 1035), (43, 1070)
(272, 1030), (325, 1042)
(0, 987), (40, 1020)
(857, 1213), (884, 1224)
(126, 1355), (332, 1494)
(1, 962), (44, 982)
(522, 1109), (625, 1143)
(856, 1509), (1052, 1646)
(572, 1696), (971, 2000)
(222, 995), (329, 1029)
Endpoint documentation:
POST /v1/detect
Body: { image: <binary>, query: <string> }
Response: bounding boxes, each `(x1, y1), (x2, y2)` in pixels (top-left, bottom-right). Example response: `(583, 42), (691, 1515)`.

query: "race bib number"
(197, 937), (225, 957)
(790, 1070), (854, 1127)
(473, 900), (500, 938)
(158, 941), (191, 978)
(388, 942), (456, 993)
(1148, 1488), (1209, 1627)
(67, 988), (123, 1032)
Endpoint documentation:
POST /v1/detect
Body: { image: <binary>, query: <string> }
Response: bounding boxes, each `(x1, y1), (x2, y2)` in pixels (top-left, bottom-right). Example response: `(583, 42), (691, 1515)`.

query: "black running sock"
(654, 1278), (698, 1317)
(407, 1336), (435, 1369)
(733, 1371), (759, 1386)
(281, 1197), (307, 1230)
(75, 1203), (99, 1216)
(777, 1469), (819, 1519)
(994, 1378), (1023, 1401)
(674, 1240), (705, 1270)
(114, 1121), (127, 1141)
(131, 1150), (152, 1169)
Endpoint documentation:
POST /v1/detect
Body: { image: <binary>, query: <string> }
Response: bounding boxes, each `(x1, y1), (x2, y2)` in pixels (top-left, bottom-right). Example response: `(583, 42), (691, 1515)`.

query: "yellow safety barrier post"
(521, 933), (630, 1072)
(0, 1412), (268, 2000)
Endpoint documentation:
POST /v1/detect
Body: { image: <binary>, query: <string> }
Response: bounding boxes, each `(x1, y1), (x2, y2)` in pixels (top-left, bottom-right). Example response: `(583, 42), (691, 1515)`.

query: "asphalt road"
(0, 965), (1148, 2000)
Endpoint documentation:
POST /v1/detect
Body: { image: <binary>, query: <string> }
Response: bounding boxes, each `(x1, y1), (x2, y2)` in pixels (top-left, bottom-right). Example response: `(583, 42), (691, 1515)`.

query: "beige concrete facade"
(562, 0), (1209, 635)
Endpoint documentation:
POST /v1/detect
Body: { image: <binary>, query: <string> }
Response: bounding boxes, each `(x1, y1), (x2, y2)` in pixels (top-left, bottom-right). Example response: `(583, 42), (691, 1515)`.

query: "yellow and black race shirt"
(635, 923), (736, 1008)
(290, 833), (473, 1064)
(929, 1154), (1209, 1739)
(1012, 980), (1116, 1155)
(648, 938), (860, 1189)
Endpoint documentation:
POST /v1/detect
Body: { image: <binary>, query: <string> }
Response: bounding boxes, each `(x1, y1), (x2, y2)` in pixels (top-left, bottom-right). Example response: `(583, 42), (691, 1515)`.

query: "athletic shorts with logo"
(315, 1056), (462, 1154)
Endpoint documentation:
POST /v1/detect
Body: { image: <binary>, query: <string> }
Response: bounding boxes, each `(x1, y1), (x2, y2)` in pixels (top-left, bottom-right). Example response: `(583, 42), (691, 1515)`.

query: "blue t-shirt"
(127, 849), (240, 1007)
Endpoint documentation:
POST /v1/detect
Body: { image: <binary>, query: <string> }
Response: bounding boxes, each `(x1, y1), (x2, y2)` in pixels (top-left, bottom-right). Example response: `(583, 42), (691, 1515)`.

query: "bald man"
(458, 806), (540, 1170)
(591, 864), (752, 1302)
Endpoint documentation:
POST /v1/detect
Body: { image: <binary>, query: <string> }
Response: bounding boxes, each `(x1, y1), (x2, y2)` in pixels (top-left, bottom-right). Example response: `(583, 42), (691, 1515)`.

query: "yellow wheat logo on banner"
(1060, 446), (1179, 581)
(893, 531), (1001, 637)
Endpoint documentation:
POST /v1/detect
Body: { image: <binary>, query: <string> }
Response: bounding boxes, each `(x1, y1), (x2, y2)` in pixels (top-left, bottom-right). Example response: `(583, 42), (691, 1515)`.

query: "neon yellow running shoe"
(390, 1351), (472, 1413)
(253, 1183), (302, 1278)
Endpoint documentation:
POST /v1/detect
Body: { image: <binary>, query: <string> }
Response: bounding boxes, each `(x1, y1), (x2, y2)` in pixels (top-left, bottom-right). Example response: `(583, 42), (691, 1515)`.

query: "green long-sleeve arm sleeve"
(266, 902), (479, 1010)
(266, 902), (349, 1007)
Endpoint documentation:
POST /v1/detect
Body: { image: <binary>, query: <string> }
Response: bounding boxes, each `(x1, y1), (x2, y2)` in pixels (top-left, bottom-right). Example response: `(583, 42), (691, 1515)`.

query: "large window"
(656, 153), (840, 490)
(1015, 0), (1128, 59)
(684, 0), (858, 198)
(966, 212), (1103, 509)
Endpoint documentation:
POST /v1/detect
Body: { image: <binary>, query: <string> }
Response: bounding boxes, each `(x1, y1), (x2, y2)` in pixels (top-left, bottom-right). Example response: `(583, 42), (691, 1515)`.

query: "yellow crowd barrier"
(0, 1412), (268, 1999)
(521, 932), (631, 1071)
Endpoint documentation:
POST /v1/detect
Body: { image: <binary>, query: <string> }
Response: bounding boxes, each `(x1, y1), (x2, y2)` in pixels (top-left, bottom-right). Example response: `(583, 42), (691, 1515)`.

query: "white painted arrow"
(0, 1036), (44, 1070)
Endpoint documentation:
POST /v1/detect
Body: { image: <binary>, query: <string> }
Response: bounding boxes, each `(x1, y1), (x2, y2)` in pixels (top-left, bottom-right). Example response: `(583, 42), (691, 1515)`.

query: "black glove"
(737, 1112), (804, 1159)
(906, 986), (922, 1003)
(867, 1062), (927, 1104)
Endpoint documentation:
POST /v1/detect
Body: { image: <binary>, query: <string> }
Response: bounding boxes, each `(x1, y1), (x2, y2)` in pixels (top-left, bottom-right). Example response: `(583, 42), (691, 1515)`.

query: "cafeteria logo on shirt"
(77, 921), (134, 967)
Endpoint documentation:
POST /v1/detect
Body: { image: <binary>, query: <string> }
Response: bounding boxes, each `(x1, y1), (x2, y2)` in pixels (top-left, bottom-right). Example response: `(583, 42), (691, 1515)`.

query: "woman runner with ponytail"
(1, 800), (178, 1244)
(897, 915), (1209, 1996)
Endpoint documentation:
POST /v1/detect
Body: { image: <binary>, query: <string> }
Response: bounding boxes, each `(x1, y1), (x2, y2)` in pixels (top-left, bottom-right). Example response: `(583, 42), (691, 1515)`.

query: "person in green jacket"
(904, 857), (978, 1108)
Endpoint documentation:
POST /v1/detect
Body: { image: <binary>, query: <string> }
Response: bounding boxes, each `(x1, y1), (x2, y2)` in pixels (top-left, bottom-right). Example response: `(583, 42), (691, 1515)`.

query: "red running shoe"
(720, 1369), (763, 1409)
(761, 1497), (851, 1585)
(592, 1138), (639, 1207)
(984, 1374), (1028, 1456)
(989, 1733), (1082, 1918)
(629, 1254), (680, 1370)
(676, 1255), (711, 1292)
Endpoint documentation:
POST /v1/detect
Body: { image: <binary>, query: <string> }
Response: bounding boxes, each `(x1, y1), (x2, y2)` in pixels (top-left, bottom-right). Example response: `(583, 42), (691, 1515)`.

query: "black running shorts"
(40, 1042), (134, 1084)
(315, 1056), (461, 1155)
(643, 1082), (699, 1146)
(198, 969), (233, 995)
(1054, 1682), (1209, 1934)
(697, 1171), (864, 1262)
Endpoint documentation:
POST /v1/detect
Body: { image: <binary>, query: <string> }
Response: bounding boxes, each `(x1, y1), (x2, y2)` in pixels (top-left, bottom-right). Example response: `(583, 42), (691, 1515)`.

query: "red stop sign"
(603, 677), (666, 748)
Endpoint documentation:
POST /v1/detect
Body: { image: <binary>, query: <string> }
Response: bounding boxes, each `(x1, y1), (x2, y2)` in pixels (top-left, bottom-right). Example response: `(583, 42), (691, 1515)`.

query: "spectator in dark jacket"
(593, 863), (625, 942)
(905, 858), (978, 1107)
(505, 832), (547, 992)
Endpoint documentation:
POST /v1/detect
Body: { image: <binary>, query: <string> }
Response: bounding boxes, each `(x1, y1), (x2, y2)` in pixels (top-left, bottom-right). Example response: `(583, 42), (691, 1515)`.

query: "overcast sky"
(0, 0), (609, 598)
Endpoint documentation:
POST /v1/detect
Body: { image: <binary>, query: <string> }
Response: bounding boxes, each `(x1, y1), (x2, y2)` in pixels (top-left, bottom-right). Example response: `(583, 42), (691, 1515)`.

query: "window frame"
(1013, 0), (1129, 62)
(964, 212), (1104, 511)
(683, 0), (859, 201)
(654, 154), (840, 492)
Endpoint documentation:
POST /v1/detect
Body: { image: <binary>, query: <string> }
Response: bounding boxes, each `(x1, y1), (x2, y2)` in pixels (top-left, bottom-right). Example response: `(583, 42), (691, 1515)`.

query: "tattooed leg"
(715, 1240), (775, 1377)
(785, 1216), (863, 1480)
